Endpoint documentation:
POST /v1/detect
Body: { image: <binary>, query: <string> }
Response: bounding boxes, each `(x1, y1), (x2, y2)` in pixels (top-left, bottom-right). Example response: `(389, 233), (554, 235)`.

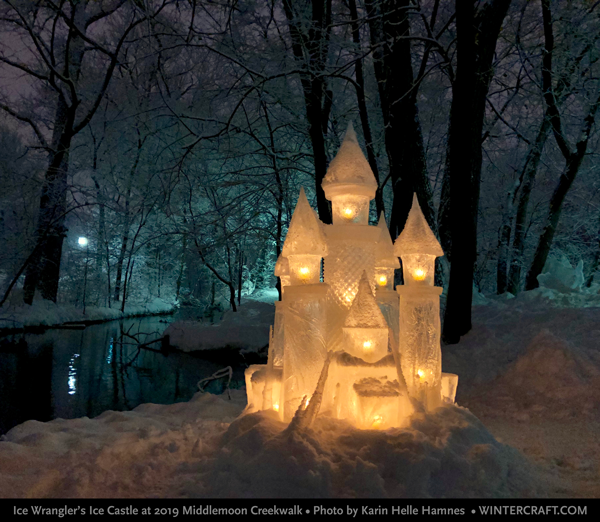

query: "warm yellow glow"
(417, 369), (425, 379)
(273, 403), (279, 412)
(298, 266), (310, 279)
(413, 269), (426, 281)
(363, 340), (372, 351)
(371, 415), (383, 428)
(343, 207), (354, 217)
(377, 275), (387, 286)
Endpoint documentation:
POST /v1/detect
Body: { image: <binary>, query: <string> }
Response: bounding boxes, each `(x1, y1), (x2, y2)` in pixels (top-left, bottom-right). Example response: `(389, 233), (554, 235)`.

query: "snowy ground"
(0, 298), (176, 332)
(0, 288), (598, 498)
(444, 297), (600, 498)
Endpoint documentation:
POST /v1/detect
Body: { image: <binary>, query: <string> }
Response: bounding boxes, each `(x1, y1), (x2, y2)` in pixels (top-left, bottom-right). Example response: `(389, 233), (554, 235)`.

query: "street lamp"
(79, 237), (89, 315)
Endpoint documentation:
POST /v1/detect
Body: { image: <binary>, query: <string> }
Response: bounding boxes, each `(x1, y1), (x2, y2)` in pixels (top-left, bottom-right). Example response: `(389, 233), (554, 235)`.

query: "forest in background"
(0, 0), (599, 343)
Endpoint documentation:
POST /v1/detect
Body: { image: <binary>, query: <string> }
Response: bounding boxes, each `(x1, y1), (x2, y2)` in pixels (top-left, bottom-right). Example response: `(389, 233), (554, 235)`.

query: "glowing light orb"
(78, 237), (88, 247)
(273, 403), (279, 412)
(298, 266), (311, 280)
(378, 275), (387, 286)
(371, 415), (383, 428)
(363, 340), (372, 351)
(343, 208), (354, 217)
(413, 269), (425, 281)
(417, 369), (425, 379)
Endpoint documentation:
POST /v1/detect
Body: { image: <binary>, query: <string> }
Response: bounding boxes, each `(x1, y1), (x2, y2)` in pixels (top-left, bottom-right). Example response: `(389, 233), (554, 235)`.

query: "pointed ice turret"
(376, 212), (401, 269)
(343, 271), (389, 362)
(322, 123), (377, 225)
(345, 271), (387, 329)
(282, 187), (328, 258)
(322, 123), (377, 195)
(394, 194), (443, 257)
(394, 194), (442, 287)
(282, 188), (327, 285)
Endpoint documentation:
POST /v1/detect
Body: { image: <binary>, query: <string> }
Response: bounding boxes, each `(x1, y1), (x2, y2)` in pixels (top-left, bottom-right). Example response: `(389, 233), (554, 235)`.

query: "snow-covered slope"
(0, 391), (538, 498)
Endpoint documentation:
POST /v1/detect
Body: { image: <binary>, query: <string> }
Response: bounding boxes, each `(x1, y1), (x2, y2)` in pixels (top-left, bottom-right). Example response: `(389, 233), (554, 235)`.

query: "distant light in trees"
(78, 237), (88, 247)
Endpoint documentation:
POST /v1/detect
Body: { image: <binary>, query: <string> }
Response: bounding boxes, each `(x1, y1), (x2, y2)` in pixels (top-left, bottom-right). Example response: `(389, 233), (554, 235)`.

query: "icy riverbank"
(0, 298), (176, 333)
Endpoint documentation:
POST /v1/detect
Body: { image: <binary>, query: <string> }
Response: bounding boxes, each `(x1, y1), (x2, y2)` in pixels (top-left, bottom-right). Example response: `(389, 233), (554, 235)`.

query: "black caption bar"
(2, 499), (597, 519)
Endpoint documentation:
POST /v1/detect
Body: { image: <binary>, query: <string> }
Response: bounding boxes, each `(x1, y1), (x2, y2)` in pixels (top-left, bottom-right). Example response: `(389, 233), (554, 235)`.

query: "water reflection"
(68, 353), (79, 395)
(0, 315), (247, 435)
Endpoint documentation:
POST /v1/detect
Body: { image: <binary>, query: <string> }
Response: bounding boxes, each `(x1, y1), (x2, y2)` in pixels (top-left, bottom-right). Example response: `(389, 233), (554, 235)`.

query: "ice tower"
(245, 124), (458, 429)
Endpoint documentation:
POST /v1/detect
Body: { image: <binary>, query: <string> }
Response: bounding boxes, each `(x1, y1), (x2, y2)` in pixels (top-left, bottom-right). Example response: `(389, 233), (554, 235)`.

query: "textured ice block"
(397, 285), (443, 409)
(441, 372), (459, 404)
(282, 284), (328, 421)
(244, 364), (267, 413)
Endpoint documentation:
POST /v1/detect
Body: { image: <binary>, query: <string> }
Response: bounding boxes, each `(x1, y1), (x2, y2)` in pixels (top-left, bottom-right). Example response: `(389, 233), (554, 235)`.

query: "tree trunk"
(586, 218), (600, 288)
(443, 0), (511, 343)
(282, 0), (333, 224)
(507, 117), (551, 294)
(175, 234), (187, 301)
(113, 225), (129, 302)
(525, 154), (591, 290)
(348, 0), (384, 217)
(525, 0), (600, 290)
(365, 0), (433, 239)
(23, 98), (75, 304)
(496, 185), (516, 294)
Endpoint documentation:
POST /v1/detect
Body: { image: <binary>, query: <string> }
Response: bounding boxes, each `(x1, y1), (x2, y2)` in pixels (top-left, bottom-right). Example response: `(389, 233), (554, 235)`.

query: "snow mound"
(465, 331), (600, 421)
(184, 406), (539, 498)
(0, 392), (247, 498)
(0, 391), (541, 498)
(164, 300), (274, 353)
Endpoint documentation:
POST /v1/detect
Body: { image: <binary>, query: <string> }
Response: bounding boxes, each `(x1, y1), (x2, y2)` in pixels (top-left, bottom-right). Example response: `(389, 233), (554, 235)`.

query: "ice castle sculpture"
(245, 124), (458, 429)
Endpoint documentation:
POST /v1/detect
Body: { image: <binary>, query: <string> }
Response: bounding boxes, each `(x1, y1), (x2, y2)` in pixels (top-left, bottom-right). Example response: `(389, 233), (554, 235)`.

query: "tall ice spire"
(394, 194), (443, 257)
(281, 187), (328, 257)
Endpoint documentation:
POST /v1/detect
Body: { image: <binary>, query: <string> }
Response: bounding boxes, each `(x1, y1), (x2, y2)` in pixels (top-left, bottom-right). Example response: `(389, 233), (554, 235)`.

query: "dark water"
(0, 315), (247, 435)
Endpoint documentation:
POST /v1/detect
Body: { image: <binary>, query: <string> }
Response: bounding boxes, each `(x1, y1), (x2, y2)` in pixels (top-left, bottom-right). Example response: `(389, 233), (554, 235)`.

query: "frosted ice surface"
(345, 271), (388, 328)
(274, 255), (289, 276)
(281, 188), (328, 257)
(322, 123), (377, 190)
(376, 212), (400, 268)
(394, 194), (443, 257)
(537, 254), (584, 293)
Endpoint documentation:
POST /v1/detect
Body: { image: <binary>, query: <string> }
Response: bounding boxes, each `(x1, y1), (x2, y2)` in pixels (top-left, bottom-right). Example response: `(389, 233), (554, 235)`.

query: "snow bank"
(0, 298), (175, 332)
(190, 406), (538, 498)
(0, 392), (246, 498)
(164, 300), (274, 353)
(0, 391), (540, 498)
(458, 331), (600, 422)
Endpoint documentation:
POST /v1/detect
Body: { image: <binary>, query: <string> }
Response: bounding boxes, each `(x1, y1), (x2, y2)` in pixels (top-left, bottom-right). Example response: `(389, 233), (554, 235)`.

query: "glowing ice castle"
(245, 125), (458, 429)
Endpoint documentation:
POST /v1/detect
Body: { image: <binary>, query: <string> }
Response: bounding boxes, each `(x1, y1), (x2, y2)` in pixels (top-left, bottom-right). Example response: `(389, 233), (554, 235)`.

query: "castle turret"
(281, 187), (328, 285)
(322, 123), (377, 225)
(394, 194), (443, 286)
(395, 194), (445, 409)
(342, 271), (389, 363)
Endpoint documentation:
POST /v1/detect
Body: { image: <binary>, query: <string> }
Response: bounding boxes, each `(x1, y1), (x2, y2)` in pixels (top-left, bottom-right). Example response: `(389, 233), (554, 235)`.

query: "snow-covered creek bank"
(0, 315), (247, 436)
